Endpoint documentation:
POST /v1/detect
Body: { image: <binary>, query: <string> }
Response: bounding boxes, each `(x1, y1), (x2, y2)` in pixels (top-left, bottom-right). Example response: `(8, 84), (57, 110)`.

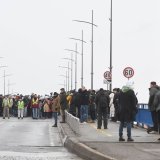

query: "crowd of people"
(0, 81), (160, 141)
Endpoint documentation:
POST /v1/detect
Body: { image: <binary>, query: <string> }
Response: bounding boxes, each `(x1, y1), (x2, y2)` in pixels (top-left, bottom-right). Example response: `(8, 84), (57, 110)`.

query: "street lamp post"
(2, 70), (12, 95)
(59, 74), (68, 91)
(109, 0), (113, 92)
(62, 56), (74, 91)
(69, 30), (86, 88)
(73, 10), (97, 90)
(7, 80), (16, 95)
(59, 62), (71, 92)
(65, 45), (81, 91)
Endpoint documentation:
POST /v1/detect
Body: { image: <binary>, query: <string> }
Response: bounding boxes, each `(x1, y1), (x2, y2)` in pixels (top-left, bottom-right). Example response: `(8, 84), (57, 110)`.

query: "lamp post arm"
(73, 20), (98, 27)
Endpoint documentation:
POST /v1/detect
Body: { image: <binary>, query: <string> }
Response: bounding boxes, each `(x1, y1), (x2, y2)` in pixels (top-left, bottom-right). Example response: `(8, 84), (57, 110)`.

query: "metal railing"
(135, 103), (153, 127)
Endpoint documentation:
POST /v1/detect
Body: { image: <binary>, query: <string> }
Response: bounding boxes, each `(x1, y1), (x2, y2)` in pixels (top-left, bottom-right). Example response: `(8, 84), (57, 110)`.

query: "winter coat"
(148, 86), (159, 111)
(59, 92), (67, 110)
(118, 86), (137, 122)
(74, 91), (81, 108)
(153, 90), (160, 112)
(109, 92), (115, 117)
(95, 90), (110, 110)
(51, 95), (60, 112)
(80, 90), (89, 105)
(43, 101), (50, 112)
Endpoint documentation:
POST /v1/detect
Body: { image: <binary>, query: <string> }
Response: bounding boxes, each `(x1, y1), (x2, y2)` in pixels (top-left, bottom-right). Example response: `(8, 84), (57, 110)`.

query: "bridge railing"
(135, 103), (153, 128)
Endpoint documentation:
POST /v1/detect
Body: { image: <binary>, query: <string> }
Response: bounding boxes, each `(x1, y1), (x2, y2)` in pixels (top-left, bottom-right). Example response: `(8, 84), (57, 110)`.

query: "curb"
(58, 123), (116, 160)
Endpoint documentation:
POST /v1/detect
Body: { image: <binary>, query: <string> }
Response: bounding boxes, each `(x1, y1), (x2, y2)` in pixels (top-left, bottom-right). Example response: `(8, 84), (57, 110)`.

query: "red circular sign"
(123, 67), (134, 79)
(104, 71), (111, 81)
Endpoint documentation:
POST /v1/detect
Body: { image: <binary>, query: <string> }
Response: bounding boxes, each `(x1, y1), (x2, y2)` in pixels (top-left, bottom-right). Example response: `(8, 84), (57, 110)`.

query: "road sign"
(103, 71), (111, 81)
(123, 67), (134, 79)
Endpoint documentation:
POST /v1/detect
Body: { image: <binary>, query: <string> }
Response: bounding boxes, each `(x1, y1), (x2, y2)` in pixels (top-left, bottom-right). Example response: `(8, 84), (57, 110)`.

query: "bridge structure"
(58, 104), (160, 160)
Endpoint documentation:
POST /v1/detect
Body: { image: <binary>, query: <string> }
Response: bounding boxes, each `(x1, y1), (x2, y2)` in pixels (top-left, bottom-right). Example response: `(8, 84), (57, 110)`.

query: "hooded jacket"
(118, 85), (137, 122)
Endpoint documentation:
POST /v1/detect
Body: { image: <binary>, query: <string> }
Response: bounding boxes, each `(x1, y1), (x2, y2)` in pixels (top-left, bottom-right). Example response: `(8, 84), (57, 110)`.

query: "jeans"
(80, 105), (88, 123)
(52, 112), (58, 124)
(32, 108), (38, 119)
(119, 121), (132, 138)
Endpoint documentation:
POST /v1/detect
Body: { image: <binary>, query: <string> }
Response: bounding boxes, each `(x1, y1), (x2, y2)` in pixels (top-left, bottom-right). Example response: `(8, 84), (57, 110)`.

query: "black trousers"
(151, 111), (158, 131)
(97, 107), (108, 129)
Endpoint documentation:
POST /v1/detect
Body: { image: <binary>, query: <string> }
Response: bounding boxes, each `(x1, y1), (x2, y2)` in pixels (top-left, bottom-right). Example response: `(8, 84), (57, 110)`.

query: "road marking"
(89, 123), (112, 137)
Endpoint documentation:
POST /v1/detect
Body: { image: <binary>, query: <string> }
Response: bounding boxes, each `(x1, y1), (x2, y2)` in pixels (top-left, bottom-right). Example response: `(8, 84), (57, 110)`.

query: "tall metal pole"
(81, 30), (84, 88)
(73, 10), (97, 90)
(69, 31), (86, 88)
(66, 71), (68, 92)
(71, 53), (73, 90)
(4, 70), (5, 95)
(67, 61), (70, 92)
(91, 10), (94, 90)
(75, 43), (78, 90)
(109, 0), (113, 92)
(59, 65), (70, 92)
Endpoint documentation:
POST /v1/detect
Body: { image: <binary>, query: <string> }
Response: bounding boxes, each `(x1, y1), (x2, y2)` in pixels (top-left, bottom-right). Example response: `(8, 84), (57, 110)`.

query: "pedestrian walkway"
(58, 113), (160, 160)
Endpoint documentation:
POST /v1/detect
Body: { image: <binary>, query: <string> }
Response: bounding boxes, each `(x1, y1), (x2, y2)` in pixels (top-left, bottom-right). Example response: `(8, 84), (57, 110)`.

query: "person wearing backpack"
(95, 88), (110, 129)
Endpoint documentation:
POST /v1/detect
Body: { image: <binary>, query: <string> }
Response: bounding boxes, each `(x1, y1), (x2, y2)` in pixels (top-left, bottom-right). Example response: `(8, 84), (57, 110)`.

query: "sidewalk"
(58, 119), (160, 160)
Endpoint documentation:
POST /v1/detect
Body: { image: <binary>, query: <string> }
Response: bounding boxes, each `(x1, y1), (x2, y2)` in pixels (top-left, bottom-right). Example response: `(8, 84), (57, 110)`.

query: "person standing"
(17, 98), (24, 119)
(113, 88), (121, 122)
(147, 81), (159, 133)
(79, 86), (90, 123)
(51, 92), (60, 127)
(95, 88), (110, 129)
(8, 95), (13, 117)
(2, 95), (10, 119)
(43, 98), (50, 119)
(31, 94), (39, 119)
(118, 82), (137, 142)
(153, 89), (160, 138)
(109, 89), (115, 121)
(89, 90), (96, 123)
(59, 88), (67, 123)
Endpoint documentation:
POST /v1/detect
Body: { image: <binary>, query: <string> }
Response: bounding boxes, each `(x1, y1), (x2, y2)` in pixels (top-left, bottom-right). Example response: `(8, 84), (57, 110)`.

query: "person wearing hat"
(51, 92), (60, 127)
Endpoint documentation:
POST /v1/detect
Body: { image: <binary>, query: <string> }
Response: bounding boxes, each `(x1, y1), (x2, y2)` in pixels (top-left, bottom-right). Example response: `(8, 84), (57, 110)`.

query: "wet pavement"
(0, 117), (83, 160)
(59, 118), (160, 160)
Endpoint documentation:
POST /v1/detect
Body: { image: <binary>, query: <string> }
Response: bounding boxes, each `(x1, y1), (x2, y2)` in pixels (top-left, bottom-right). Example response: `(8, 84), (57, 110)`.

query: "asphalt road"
(0, 117), (83, 160)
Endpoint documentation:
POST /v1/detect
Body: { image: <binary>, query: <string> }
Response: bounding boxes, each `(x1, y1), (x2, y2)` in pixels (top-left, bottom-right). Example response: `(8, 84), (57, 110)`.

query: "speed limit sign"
(123, 67), (134, 79)
(103, 71), (111, 81)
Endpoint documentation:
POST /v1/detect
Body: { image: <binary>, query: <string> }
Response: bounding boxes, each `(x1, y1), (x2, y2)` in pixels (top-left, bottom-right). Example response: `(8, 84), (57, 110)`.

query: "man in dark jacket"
(95, 88), (110, 129)
(59, 88), (67, 123)
(118, 83), (137, 142)
(147, 81), (159, 133)
(153, 89), (160, 137)
(75, 88), (82, 119)
(79, 86), (89, 123)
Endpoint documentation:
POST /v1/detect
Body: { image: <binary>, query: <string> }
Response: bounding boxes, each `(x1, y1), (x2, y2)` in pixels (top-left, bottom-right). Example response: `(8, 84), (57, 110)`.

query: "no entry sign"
(123, 67), (134, 79)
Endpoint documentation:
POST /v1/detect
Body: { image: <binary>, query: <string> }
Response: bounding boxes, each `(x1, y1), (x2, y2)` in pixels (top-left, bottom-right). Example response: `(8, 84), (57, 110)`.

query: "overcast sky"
(0, 0), (159, 103)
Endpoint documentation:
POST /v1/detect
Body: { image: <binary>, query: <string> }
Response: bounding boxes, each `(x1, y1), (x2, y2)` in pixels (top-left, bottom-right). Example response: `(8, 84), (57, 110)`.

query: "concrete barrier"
(65, 110), (80, 134)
